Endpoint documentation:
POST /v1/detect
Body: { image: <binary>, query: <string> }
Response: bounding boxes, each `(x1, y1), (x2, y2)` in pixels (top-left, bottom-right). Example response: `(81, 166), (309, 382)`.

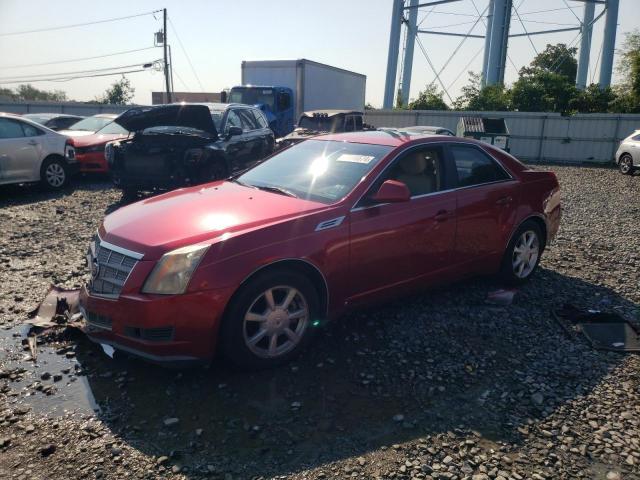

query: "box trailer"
(229, 59), (366, 136)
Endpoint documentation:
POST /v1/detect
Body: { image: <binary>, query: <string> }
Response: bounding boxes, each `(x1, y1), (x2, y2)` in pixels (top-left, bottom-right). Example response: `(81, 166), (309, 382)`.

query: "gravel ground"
(0, 167), (639, 480)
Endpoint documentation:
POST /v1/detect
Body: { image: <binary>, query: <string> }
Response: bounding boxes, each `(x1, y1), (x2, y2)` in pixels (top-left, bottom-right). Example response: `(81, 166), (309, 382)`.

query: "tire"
(219, 269), (320, 370)
(120, 186), (138, 203)
(619, 154), (635, 175)
(40, 157), (69, 189)
(499, 220), (544, 286)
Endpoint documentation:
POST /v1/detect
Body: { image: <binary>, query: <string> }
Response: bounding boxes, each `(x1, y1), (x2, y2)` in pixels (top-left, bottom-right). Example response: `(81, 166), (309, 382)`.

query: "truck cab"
(228, 86), (294, 138)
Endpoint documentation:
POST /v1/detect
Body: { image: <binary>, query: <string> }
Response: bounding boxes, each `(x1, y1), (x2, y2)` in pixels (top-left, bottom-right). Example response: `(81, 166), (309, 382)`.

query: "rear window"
(450, 145), (510, 187)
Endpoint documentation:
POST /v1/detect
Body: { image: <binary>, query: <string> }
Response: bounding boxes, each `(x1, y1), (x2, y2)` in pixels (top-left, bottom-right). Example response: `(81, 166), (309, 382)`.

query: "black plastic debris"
(553, 304), (640, 352)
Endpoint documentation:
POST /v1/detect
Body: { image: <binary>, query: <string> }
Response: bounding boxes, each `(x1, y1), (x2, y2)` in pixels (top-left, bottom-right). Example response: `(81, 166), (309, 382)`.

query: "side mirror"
(227, 126), (243, 138)
(371, 180), (411, 203)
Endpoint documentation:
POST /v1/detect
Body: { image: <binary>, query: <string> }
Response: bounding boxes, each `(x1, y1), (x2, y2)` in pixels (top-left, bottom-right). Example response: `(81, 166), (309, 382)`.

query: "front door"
(447, 143), (519, 271)
(0, 118), (41, 183)
(347, 145), (457, 304)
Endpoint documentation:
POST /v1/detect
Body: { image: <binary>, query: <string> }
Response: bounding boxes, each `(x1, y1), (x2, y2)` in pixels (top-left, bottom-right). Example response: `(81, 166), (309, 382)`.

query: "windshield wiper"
(230, 178), (255, 188)
(254, 185), (298, 198)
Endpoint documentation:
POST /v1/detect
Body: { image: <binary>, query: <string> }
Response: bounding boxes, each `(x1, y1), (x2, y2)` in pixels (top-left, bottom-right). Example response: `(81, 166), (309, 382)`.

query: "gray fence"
(364, 110), (640, 164)
(0, 101), (132, 116)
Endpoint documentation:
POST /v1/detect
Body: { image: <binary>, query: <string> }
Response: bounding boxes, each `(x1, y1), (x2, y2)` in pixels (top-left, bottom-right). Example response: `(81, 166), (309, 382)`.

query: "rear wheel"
(220, 269), (319, 370)
(40, 157), (68, 189)
(619, 154), (635, 175)
(499, 221), (543, 285)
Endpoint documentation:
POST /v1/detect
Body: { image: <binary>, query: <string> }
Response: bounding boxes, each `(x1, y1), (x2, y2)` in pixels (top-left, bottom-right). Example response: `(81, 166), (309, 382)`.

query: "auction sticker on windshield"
(336, 154), (376, 164)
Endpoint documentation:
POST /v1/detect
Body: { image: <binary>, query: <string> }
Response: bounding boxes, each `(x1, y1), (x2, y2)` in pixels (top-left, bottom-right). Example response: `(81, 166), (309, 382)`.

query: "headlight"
(65, 143), (76, 162)
(141, 244), (209, 295)
(105, 142), (118, 165)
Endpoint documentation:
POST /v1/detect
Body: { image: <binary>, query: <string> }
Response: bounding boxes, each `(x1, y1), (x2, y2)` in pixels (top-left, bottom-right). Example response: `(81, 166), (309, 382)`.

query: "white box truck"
(228, 59), (366, 136)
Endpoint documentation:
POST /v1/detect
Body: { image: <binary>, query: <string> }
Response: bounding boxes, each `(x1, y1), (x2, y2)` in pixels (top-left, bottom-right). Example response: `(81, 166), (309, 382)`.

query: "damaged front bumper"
(79, 286), (232, 367)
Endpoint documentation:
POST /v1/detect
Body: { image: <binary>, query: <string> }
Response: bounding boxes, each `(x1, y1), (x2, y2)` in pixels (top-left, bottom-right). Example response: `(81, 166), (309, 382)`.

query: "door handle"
(435, 210), (452, 222)
(496, 196), (513, 206)
(27, 140), (38, 146)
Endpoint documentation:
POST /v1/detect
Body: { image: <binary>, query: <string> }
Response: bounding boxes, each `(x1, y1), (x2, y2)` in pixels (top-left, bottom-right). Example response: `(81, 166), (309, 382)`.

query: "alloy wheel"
(512, 230), (539, 279)
(620, 155), (633, 174)
(46, 163), (66, 187)
(243, 285), (309, 358)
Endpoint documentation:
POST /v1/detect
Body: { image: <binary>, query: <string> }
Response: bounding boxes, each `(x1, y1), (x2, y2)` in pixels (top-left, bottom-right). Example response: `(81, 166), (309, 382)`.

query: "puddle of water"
(0, 324), (99, 416)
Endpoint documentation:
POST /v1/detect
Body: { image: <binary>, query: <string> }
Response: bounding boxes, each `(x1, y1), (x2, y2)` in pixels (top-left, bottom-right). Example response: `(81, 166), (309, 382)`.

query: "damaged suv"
(106, 103), (274, 197)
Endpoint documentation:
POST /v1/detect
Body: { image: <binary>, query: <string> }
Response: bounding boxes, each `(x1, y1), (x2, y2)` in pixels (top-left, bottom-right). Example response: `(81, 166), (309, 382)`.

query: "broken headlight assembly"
(104, 141), (118, 166)
(184, 148), (205, 163)
(141, 244), (209, 295)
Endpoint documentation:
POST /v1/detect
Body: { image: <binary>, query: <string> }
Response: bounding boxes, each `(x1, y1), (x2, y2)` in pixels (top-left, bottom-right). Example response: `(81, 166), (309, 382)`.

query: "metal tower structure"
(383, 0), (620, 109)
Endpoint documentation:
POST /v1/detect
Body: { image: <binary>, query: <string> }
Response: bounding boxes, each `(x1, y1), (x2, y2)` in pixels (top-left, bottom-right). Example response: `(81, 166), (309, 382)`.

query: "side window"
(344, 116), (355, 132)
(354, 116), (363, 130)
(225, 110), (242, 131)
(22, 123), (43, 137)
(632, 134), (640, 141)
(0, 118), (25, 139)
(58, 118), (78, 130)
(277, 92), (291, 111)
(379, 147), (445, 197)
(237, 109), (259, 131)
(253, 110), (268, 128)
(450, 145), (509, 187)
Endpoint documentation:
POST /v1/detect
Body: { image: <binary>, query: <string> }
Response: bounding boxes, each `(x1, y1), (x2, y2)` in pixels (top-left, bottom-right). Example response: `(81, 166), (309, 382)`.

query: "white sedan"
(616, 129), (640, 175)
(0, 113), (77, 189)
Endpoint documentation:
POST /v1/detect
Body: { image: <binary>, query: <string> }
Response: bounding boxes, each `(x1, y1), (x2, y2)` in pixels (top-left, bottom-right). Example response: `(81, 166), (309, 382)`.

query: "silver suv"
(615, 130), (640, 175)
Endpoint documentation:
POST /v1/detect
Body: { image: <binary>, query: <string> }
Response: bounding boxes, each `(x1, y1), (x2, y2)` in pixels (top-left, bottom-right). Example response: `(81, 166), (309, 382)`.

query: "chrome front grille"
(87, 236), (141, 297)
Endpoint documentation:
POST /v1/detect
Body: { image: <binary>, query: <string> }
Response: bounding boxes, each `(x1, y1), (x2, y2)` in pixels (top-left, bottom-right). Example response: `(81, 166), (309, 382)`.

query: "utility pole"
(163, 8), (172, 103)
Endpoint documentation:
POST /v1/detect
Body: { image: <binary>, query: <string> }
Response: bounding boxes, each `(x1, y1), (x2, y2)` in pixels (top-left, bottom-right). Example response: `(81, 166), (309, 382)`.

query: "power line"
(0, 10), (162, 37)
(415, 35), (454, 104)
(0, 61), (160, 82)
(446, 44), (485, 91)
(520, 19), (581, 27)
(0, 47), (160, 70)
(512, 4), (539, 56)
(519, 6), (580, 16)
(562, 0), (582, 24)
(0, 69), (151, 85)
(172, 69), (191, 91)
(168, 16), (205, 91)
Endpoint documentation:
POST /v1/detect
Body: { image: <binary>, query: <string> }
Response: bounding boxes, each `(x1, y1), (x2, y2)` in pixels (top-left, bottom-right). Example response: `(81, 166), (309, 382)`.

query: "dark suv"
(106, 103), (274, 197)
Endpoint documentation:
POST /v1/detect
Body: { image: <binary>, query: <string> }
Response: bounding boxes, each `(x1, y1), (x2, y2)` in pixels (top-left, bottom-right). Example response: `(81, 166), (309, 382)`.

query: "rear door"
(347, 144), (457, 304)
(236, 108), (262, 164)
(223, 109), (249, 169)
(0, 118), (41, 183)
(447, 143), (519, 272)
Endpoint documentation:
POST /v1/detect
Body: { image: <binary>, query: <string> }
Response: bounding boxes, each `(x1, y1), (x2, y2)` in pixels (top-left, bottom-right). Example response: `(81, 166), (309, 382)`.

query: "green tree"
(520, 43), (578, 81)
(453, 72), (510, 111)
(569, 84), (616, 113)
(511, 71), (577, 113)
(96, 77), (135, 105)
(408, 84), (449, 110)
(15, 84), (67, 101)
(613, 30), (640, 112)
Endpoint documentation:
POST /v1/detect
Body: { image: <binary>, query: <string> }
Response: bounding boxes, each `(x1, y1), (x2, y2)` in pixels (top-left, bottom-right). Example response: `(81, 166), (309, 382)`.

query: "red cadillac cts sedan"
(80, 130), (561, 369)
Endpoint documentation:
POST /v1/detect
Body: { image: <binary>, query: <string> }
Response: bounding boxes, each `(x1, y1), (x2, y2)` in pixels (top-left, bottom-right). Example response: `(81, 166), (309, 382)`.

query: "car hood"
(100, 181), (328, 260)
(114, 104), (218, 137)
(71, 132), (127, 147)
(59, 130), (96, 137)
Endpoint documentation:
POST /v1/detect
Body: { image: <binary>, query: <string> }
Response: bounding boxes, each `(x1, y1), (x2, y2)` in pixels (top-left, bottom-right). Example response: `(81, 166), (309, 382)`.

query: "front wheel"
(499, 221), (543, 285)
(619, 154), (635, 175)
(40, 157), (69, 189)
(220, 269), (319, 370)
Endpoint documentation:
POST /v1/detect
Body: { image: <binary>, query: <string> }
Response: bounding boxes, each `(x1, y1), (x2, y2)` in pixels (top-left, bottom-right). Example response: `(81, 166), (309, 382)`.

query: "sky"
(0, 0), (637, 107)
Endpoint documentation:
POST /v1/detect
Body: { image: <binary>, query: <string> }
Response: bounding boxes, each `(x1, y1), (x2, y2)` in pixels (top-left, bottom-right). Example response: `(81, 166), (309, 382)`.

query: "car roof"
(23, 113), (82, 119)
(317, 130), (460, 146)
(167, 102), (254, 112)
(92, 113), (119, 119)
(301, 109), (363, 117)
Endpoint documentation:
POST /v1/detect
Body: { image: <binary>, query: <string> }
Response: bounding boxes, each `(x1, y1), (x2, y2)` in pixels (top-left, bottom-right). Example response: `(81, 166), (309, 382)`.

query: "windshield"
(211, 112), (223, 131)
(96, 121), (128, 135)
(237, 140), (392, 204)
(67, 116), (113, 132)
(298, 116), (343, 132)
(229, 88), (275, 111)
